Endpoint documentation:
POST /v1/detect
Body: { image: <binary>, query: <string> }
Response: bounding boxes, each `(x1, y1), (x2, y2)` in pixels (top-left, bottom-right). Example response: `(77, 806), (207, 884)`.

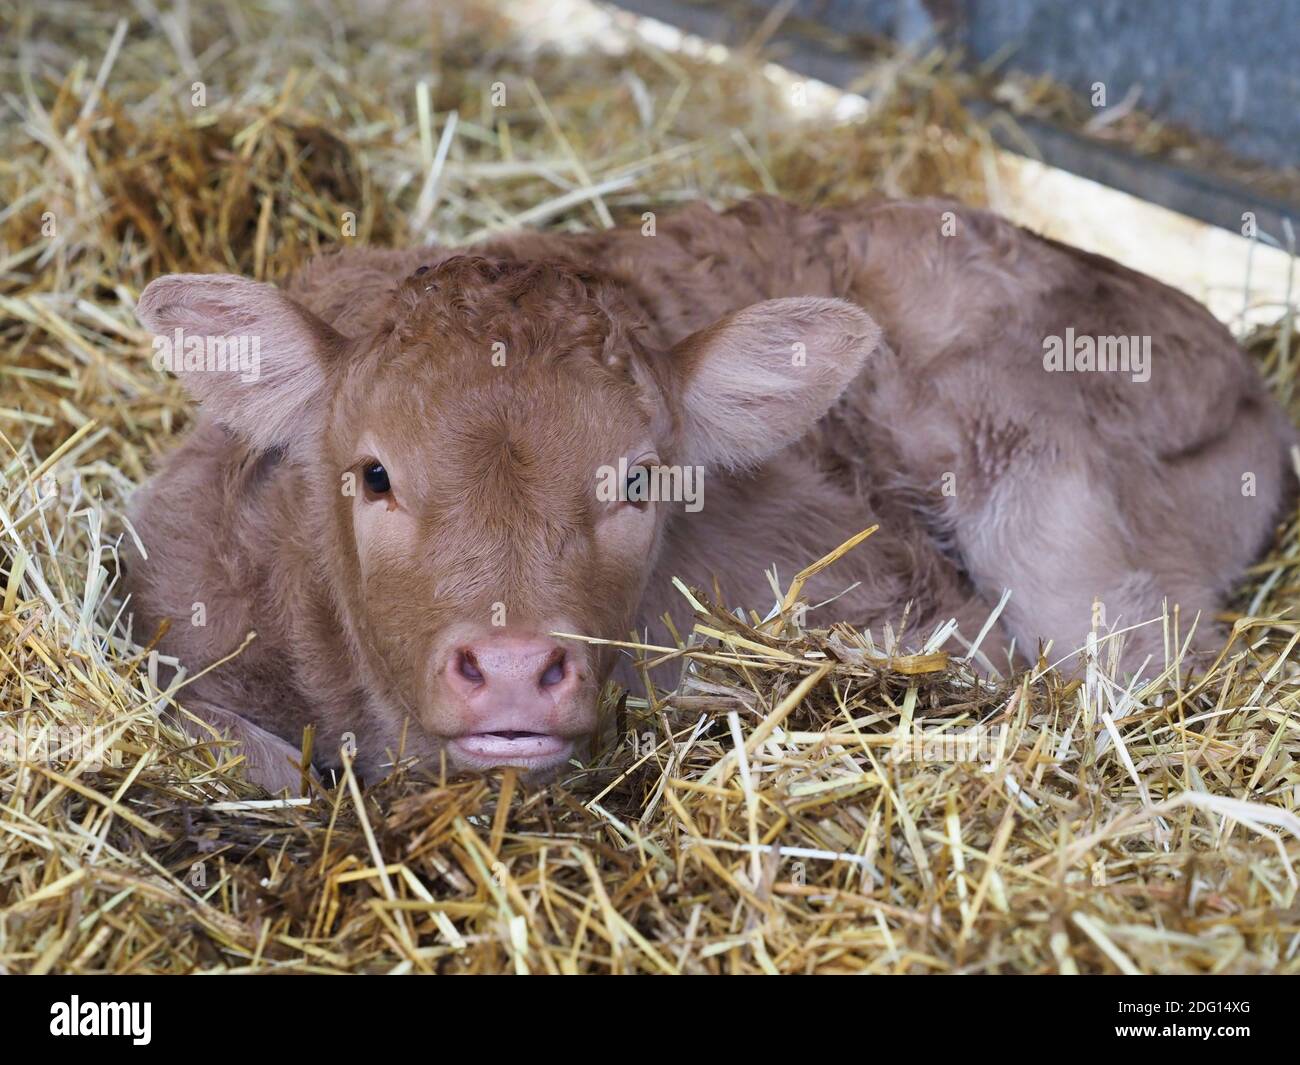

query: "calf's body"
(126, 196), (1295, 789)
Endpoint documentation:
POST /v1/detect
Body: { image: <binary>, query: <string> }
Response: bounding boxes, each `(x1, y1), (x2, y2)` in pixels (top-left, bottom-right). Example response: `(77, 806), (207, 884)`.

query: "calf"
(126, 196), (1295, 790)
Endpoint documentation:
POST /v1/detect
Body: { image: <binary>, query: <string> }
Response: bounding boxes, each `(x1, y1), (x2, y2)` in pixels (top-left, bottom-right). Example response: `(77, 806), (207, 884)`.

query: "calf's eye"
(622, 455), (661, 510)
(363, 462), (391, 495)
(625, 465), (650, 508)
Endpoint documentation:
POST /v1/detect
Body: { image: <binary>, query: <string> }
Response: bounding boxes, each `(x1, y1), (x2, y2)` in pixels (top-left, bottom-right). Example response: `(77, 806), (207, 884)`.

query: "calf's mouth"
(446, 729), (577, 773)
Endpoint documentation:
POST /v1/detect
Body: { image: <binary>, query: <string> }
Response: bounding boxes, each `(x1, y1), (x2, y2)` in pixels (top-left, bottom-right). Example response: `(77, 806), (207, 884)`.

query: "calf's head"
(137, 256), (878, 775)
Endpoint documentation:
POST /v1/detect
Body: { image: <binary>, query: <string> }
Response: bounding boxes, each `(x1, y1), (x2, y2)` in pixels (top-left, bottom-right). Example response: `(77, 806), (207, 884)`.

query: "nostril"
(538, 652), (566, 689)
(457, 650), (484, 684)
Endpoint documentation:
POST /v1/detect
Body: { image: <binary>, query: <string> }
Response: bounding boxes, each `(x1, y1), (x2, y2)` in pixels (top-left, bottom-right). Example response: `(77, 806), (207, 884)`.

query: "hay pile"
(1, 0), (1298, 974)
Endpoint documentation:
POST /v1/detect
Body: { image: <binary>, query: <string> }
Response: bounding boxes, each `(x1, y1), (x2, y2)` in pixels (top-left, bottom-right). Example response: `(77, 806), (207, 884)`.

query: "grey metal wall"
(710, 0), (1299, 169)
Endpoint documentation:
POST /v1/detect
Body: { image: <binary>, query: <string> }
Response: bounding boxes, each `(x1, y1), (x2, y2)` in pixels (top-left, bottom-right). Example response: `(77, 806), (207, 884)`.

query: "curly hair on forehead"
(388, 254), (650, 368)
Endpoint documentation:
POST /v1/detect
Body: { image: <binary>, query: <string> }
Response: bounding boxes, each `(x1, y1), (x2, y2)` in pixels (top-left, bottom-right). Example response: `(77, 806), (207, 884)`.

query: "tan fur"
(125, 196), (1296, 789)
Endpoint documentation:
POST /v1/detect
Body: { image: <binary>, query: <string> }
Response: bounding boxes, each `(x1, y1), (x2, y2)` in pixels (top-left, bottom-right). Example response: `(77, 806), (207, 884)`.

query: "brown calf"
(126, 196), (1295, 790)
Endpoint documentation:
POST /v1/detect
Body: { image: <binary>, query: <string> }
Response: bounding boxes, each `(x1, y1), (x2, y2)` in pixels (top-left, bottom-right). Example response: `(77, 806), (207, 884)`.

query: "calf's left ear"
(671, 296), (881, 469)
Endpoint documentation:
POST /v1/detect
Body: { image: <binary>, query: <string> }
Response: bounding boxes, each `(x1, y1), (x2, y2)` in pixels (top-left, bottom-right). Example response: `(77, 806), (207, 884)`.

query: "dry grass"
(1, 0), (1298, 973)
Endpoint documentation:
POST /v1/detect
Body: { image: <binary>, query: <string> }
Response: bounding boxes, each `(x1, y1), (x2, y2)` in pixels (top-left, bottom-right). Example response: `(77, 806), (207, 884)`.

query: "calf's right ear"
(136, 273), (344, 452)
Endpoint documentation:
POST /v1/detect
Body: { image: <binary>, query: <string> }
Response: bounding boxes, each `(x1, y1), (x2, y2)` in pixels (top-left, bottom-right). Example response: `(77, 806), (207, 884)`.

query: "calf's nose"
(444, 635), (577, 706)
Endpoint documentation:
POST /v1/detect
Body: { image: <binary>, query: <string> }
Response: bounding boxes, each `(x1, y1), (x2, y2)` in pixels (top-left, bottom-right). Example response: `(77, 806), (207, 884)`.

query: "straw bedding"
(1, 0), (1298, 974)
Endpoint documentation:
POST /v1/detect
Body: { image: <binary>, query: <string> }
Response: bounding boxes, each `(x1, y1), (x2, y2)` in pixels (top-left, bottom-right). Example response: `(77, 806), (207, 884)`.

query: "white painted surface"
(517, 0), (1296, 334)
